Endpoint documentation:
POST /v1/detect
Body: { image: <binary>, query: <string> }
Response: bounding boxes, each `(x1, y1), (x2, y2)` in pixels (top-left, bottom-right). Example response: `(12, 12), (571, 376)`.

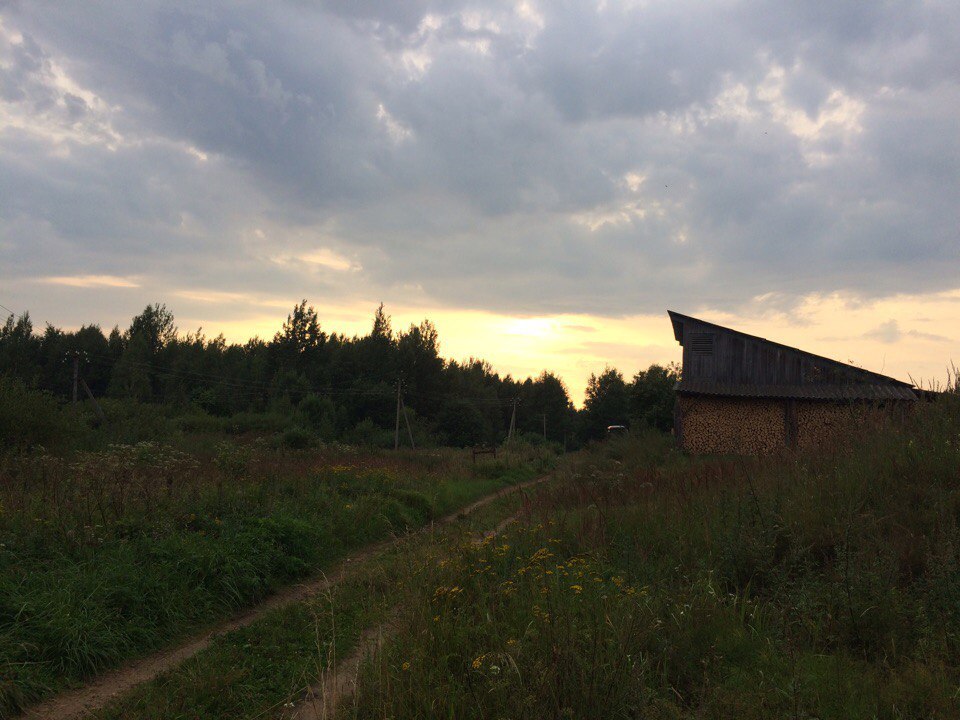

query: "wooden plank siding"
(670, 311), (916, 392)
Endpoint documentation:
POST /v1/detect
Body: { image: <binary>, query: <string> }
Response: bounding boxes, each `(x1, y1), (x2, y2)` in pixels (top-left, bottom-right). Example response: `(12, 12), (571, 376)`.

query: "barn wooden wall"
(678, 317), (878, 387)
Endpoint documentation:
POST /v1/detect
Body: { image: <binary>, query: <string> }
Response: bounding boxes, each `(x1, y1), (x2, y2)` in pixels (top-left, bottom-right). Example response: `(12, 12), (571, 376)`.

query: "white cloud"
(0, 20), (124, 149)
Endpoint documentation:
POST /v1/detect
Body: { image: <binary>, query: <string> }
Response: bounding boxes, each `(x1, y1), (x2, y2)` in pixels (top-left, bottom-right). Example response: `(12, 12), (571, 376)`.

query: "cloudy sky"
(1, 1), (958, 400)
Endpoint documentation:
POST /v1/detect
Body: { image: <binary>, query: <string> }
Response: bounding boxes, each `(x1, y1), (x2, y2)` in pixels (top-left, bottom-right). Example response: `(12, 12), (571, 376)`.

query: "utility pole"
(394, 377), (402, 450)
(67, 351), (80, 404)
(63, 350), (108, 422)
(541, 413), (547, 441)
(508, 398), (517, 441)
(80, 378), (107, 423)
(401, 394), (415, 449)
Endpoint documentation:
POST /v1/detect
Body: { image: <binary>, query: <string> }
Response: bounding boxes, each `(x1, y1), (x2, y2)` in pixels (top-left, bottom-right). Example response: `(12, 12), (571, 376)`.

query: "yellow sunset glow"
(165, 282), (960, 405)
(171, 284), (957, 405)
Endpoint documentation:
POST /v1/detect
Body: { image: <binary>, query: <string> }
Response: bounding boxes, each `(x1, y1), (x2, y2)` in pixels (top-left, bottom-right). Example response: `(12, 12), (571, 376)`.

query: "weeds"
(347, 397), (960, 719)
(0, 440), (542, 716)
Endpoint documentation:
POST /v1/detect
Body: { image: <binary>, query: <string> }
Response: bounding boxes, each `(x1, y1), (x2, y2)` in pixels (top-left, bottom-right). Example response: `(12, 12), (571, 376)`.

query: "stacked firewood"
(796, 402), (864, 449)
(679, 396), (784, 456)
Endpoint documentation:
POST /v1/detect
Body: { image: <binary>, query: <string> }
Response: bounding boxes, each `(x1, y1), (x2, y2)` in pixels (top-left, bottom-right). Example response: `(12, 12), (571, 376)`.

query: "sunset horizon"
(6, 287), (955, 406)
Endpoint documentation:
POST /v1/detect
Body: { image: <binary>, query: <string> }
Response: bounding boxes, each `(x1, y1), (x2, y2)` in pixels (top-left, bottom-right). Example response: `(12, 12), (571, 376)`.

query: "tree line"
(0, 301), (679, 447)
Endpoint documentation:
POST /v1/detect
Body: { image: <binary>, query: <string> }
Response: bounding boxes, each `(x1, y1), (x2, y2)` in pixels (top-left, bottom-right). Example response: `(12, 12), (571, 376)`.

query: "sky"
(1, 0), (958, 402)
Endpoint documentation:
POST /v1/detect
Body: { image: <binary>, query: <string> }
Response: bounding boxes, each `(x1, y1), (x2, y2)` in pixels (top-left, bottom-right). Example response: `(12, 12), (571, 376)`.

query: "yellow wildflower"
(529, 548), (554, 563)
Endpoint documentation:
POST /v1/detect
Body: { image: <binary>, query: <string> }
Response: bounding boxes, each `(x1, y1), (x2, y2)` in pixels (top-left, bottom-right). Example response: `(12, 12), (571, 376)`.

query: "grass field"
(87, 475), (546, 720)
(0, 438), (546, 716)
(6, 394), (960, 719)
(341, 399), (960, 719)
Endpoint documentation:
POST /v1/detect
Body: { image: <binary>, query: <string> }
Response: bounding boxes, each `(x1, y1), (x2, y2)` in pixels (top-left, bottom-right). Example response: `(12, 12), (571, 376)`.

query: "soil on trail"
(286, 618), (393, 720)
(16, 474), (549, 720)
(284, 505), (530, 719)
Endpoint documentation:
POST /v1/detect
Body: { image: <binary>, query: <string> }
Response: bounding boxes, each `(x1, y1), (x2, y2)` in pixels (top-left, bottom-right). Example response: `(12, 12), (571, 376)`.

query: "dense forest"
(0, 301), (678, 448)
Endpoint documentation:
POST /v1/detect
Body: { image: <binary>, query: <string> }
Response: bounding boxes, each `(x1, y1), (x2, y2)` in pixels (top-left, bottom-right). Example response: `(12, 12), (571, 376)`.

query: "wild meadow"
(0, 409), (544, 716)
(4, 355), (959, 719)
(344, 397), (960, 719)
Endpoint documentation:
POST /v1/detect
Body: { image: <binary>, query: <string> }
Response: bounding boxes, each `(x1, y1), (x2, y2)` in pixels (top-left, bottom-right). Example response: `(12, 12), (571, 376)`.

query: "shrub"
(342, 418), (393, 448)
(0, 378), (70, 450)
(281, 427), (316, 450)
(224, 411), (291, 435)
(295, 394), (338, 440)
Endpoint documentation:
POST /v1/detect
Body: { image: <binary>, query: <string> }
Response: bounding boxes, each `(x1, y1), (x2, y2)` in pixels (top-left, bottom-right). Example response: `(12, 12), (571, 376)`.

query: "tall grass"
(348, 398), (960, 719)
(0, 439), (543, 716)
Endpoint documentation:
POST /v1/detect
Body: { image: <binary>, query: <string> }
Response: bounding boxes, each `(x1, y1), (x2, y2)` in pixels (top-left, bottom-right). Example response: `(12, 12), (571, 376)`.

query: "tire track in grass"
(16, 474), (551, 720)
(284, 496), (537, 720)
(285, 616), (394, 720)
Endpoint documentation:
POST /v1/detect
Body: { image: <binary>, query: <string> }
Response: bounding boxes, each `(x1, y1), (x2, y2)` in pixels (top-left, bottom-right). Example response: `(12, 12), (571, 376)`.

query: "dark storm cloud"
(1, 0), (959, 323)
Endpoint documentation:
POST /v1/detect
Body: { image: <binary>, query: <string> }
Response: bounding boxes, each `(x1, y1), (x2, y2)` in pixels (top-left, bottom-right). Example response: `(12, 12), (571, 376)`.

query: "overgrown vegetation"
(0, 431), (544, 716)
(345, 398), (960, 719)
(88, 476), (543, 720)
(73, 397), (960, 720)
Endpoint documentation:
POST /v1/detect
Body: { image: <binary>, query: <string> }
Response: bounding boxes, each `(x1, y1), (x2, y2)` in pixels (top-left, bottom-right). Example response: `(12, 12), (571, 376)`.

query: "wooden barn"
(669, 311), (918, 454)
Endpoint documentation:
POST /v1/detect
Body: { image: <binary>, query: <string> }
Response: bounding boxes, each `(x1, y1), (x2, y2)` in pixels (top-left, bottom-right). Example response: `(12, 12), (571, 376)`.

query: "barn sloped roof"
(668, 311), (918, 401)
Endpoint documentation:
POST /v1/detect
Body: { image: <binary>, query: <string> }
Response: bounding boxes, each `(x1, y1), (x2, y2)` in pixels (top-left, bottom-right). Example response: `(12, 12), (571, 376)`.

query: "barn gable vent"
(690, 333), (714, 354)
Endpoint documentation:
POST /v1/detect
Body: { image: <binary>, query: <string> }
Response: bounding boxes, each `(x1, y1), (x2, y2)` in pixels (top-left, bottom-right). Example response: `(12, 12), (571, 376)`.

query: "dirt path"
(16, 474), (549, 720)
(285, 617), (392, 720)
(285, 504), (531, 720)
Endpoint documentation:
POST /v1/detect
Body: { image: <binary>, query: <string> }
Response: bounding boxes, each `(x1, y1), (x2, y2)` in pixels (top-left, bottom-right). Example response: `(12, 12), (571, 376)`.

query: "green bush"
(474, 459), (508, 479)
(175, 410), (223, 434)
(0, 377), (71, 450)
(225, 411), (291, 435)
(342, 418), (393, 448)
(295, 394), (337, 440)
(385, 488), (435, 522)
(90, 398), (181, 445)
(281, 427), (316, 450)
